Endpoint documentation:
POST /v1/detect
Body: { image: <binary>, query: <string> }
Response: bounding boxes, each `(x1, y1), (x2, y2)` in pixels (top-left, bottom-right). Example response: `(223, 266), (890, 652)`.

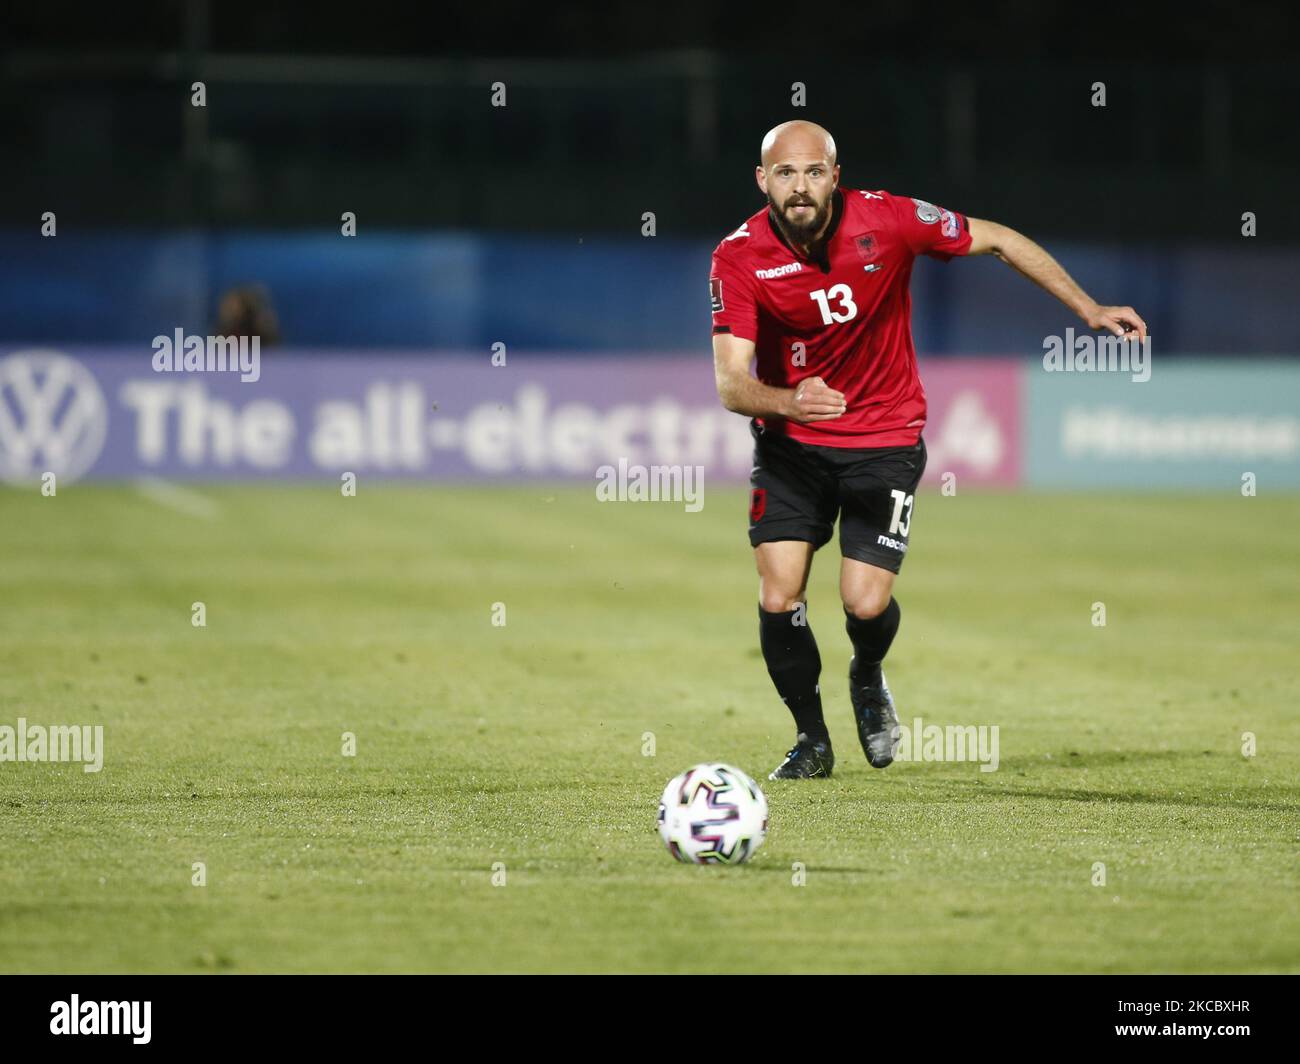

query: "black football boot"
(768, 732), (835, 780)
(849, 658), (901, 769)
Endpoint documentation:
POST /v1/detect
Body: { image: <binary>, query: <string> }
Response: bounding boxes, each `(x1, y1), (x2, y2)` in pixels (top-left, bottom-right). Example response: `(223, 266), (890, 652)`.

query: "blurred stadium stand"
(4, 51), (1298, 241)
(1, 231), (1297, 353)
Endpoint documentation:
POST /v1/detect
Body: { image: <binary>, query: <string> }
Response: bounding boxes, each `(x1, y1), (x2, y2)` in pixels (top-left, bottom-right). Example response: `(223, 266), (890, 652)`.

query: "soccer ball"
(657, 763), (768, 864)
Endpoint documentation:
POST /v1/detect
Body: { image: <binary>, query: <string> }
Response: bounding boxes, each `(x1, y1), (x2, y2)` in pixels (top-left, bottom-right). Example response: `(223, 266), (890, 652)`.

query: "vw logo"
(0, 350), (108, 484)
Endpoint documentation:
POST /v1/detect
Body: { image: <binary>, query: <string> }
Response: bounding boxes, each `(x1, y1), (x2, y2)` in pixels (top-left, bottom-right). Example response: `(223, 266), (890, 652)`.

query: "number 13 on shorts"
(888, 489), (914, 536)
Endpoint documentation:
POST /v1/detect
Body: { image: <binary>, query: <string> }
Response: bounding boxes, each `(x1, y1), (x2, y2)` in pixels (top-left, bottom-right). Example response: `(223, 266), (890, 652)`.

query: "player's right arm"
(710, 238), (845, 423)
(712, 331), (846, 423)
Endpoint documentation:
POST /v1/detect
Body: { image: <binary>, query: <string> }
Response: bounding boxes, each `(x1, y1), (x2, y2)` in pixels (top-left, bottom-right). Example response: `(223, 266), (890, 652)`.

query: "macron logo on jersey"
(723, 223), (749, 242)
(755, 262), (804, 280)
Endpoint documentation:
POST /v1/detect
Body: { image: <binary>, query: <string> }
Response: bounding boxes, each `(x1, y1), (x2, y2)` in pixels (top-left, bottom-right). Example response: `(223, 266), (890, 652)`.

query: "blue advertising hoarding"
(1025, 360), (1300, 489)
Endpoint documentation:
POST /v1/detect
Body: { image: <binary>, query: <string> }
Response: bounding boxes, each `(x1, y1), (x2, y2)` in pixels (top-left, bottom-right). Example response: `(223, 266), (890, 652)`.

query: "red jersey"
(709, 187), (972, 448)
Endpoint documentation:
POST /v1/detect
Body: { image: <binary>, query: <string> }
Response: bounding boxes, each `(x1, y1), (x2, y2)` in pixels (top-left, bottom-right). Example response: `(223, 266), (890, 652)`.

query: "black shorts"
(747, 419), (927, 573)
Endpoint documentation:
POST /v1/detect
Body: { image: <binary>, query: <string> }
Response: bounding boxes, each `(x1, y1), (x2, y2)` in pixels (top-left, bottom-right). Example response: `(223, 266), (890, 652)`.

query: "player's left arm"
(965, 217), (1147, 341)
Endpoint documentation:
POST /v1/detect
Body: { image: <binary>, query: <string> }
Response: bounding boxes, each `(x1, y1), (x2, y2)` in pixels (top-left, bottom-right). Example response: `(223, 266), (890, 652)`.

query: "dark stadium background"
(2, 2), (1298, 354)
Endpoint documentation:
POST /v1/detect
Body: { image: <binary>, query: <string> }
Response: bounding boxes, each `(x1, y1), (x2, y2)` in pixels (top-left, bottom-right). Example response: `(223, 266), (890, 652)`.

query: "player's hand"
(785, 376), (847, 423)
(1082, 303), (1148, 342)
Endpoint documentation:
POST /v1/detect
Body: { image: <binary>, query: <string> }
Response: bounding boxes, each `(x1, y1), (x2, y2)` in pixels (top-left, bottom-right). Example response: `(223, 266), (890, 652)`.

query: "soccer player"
(711, 120), (1147, 780)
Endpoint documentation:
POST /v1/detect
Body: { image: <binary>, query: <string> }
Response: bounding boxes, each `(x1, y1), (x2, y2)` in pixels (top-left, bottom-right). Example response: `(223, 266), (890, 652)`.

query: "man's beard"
(768, 190), (832, 241)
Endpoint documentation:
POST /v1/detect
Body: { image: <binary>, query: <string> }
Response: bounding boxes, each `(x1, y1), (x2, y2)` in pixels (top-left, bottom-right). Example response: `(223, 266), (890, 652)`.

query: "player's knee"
(842, 588), (891, 620)
(759, 588), (806, 613)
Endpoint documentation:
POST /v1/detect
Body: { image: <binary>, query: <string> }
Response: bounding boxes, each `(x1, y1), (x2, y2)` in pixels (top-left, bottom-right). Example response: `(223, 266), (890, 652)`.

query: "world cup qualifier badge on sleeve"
(912, 198), (941, 223)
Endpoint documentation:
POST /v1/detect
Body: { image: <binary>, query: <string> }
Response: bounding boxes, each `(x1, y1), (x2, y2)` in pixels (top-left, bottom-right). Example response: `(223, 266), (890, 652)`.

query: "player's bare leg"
(755, 541), (834, 780)
(841, 557), (903, 768)
(755, 539), (814, 612)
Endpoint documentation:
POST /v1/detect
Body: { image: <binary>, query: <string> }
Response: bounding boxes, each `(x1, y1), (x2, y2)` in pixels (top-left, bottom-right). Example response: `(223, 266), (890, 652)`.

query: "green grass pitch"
(1, 482), (1297, 973)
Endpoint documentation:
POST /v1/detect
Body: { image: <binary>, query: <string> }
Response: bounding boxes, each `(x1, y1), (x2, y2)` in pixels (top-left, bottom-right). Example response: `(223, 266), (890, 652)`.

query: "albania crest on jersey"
(854, 233), (878, 261)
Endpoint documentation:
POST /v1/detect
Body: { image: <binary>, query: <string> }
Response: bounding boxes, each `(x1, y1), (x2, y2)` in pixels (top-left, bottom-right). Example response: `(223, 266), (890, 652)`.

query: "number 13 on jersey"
(809, 284), (858, 324)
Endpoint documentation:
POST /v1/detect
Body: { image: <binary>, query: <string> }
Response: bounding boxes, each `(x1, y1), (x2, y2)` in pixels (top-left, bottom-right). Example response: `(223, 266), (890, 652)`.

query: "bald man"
(711, 120), (1147, 779)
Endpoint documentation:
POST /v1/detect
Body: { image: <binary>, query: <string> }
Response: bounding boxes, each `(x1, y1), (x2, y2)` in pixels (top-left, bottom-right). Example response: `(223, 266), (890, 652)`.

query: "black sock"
(845, 597), (901, 681)
(757, 604), (828, 742)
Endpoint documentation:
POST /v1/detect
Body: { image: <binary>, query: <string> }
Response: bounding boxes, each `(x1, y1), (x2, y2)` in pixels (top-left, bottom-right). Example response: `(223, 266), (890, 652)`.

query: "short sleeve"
(709, 248), (759, 342)
(890, 194), (973, 261)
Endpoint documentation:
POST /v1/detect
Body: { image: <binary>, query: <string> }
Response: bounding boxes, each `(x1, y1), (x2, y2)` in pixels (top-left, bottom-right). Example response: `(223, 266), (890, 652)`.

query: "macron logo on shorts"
(876, 534), (907, 552)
